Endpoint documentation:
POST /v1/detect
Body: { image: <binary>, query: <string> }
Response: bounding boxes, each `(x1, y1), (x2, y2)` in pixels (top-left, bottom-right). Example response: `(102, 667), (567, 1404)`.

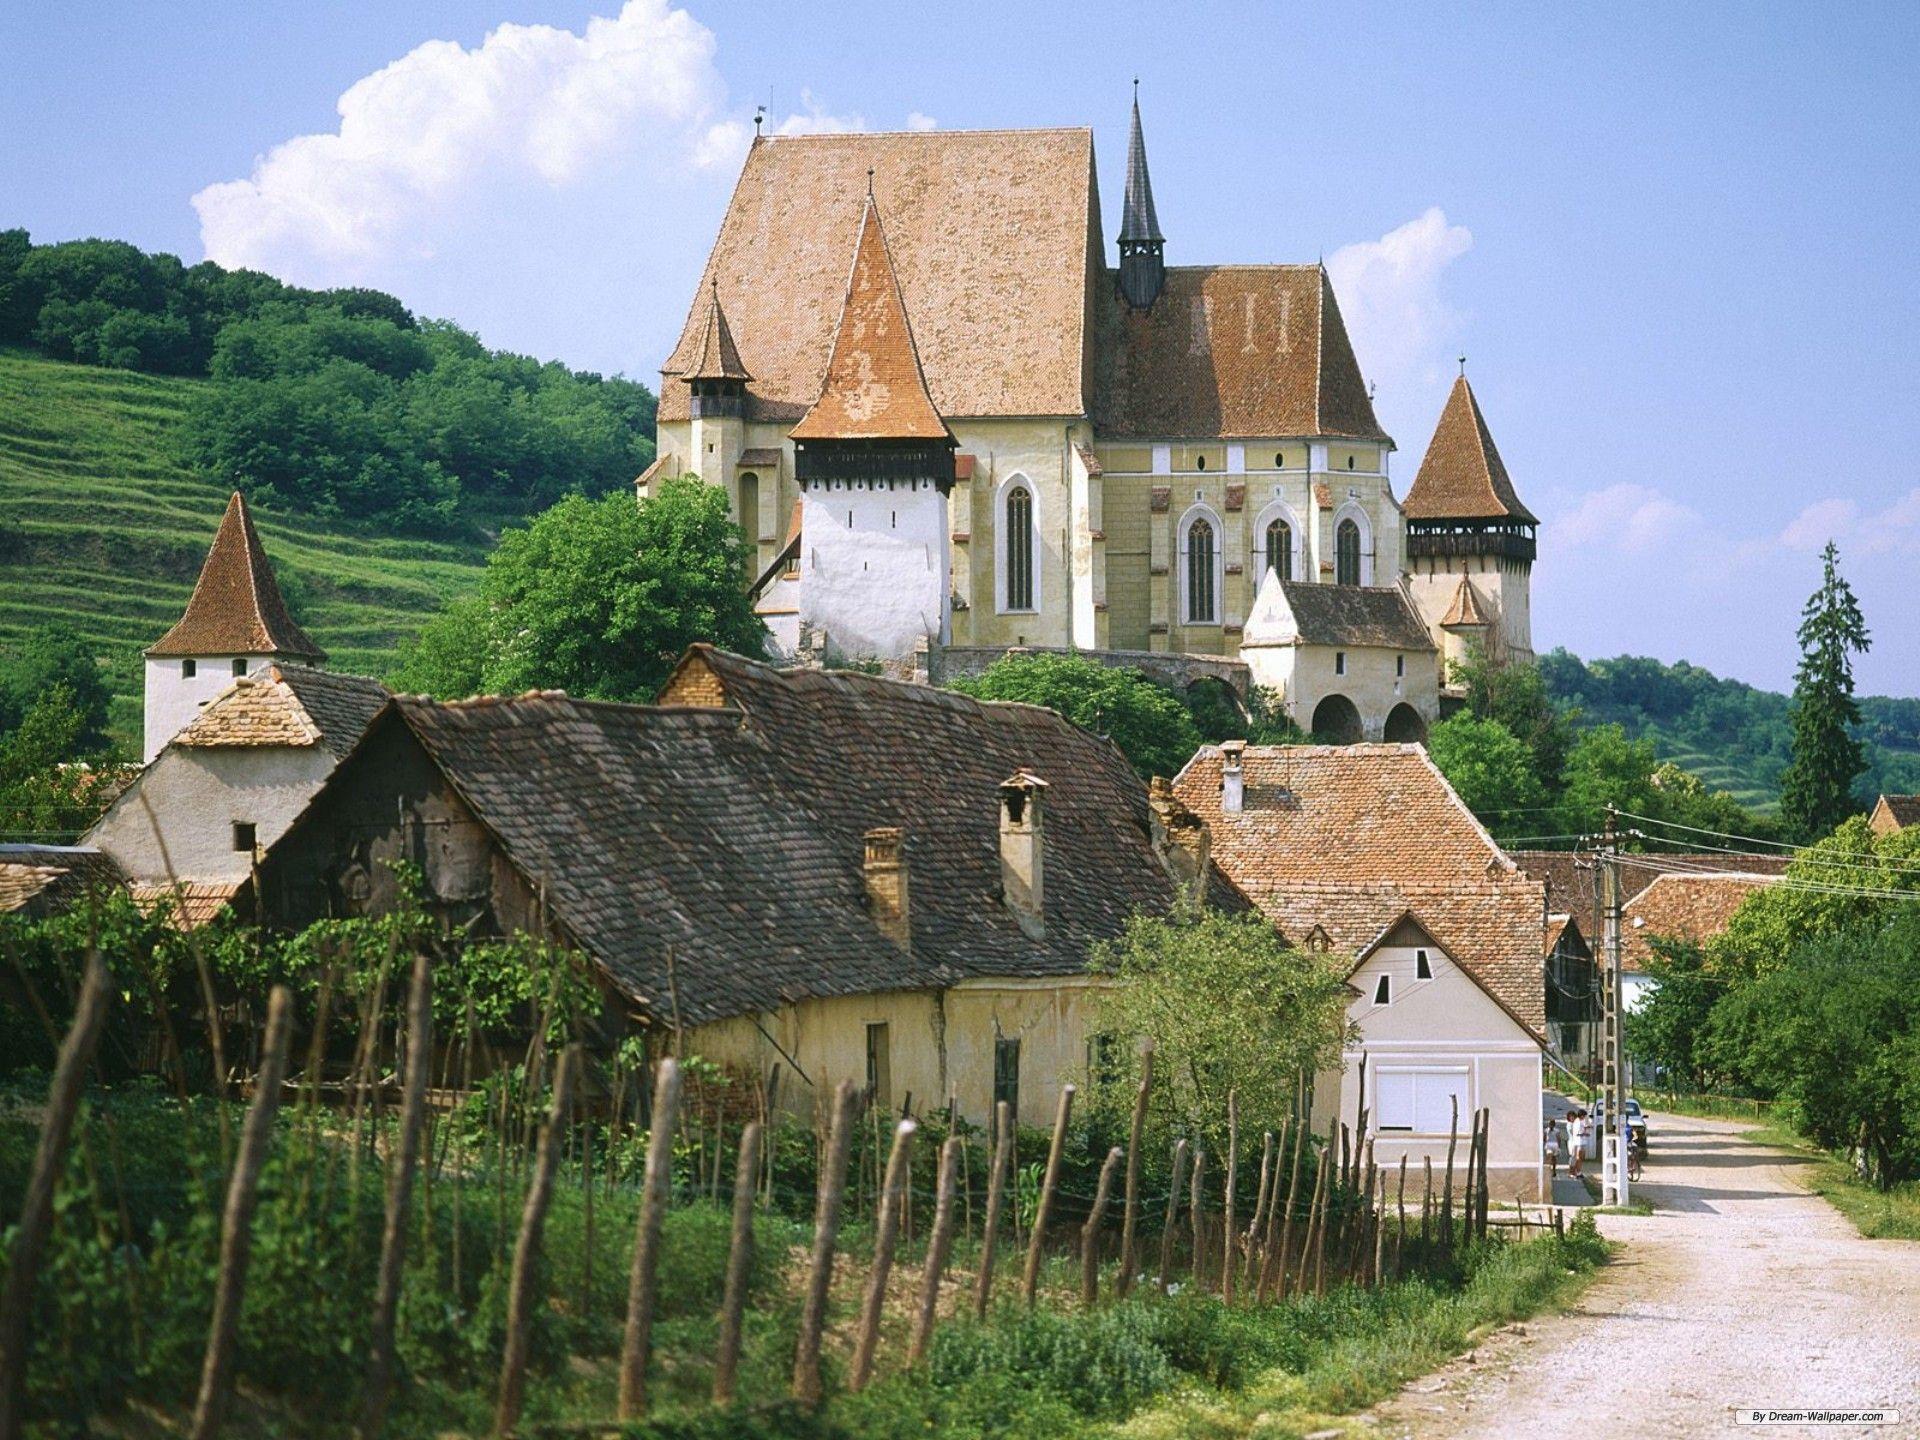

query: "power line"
(1612, 846), (1920, 903)
(1616, 809), (1920, 880)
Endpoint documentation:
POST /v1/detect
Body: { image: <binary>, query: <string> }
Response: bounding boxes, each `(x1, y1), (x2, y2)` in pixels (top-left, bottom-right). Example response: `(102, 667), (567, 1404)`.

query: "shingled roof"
(148, 493), (325, 661)
(1870, 793), (1920, 834)
(1511, 850), (1790, 928)
(1248, 576), (1435, 651)
(1091, 266), (1388, 440)
(357, 648), (1248, 1027)
(791, 194), (953, 443)
(1174, 744), (1545, 1035)
(661, 129), (1102, 423)
(173, 665), (388, 760)
(1404, 374), (1537, 525)
(1621, 871), (1776, 973)
(1438, 576), (1490, 628)
(682, 283), (752, 382)
(0, 845), (126, 918)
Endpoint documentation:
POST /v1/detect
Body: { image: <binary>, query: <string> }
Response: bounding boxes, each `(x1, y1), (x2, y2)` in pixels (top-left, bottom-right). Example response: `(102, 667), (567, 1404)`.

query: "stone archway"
(1384, 703), (1429, 744)
(1310, 693), (1363, 745)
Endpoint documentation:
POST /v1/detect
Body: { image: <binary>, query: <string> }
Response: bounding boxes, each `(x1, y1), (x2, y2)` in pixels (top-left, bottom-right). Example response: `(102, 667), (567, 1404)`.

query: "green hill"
(0, 345), (487, 751)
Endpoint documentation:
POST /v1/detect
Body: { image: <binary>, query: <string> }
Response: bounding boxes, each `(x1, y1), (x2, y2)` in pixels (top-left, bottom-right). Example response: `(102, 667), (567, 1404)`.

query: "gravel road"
(1366, 1112), (1920, 1439)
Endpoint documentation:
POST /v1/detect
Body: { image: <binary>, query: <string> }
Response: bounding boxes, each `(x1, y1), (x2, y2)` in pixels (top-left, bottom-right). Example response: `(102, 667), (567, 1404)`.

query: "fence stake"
(1422, 1155), (1434, 1249)
(1308, 1145), (1331, 1297)
(360, 956), (433, 1440)
(1372, 1170), (1388, 1287)
(493, 1046), (575, 1440)
(1188, 1148), (1207, 1288)
(712, 1120), (763, 1406)
(1221, 1091), (1240, 1303)
(1262, 1119), (1304, 1302)
(850, 1119), (918, 1391)
(793, 1080), (858, 1407)
(617, 1058), (683, 1420)
(1157, 1138), (1188, 1294)
(1477, 1108), (1492, 1242)
(1358, 1137), (1377, 1285)
(1115, 1041), (1153, 1298)
(0, 953), (111, 1440)
(190, 986), (295, 1440)
(1079, 1146), (1123, 1306)
(1246, 1128), (1275, 1299)
(973, 1101), (1012, 1320)
(1441, 1096), (1459, 1257)
(1395, 1154), (1408, 1280)
(1021, 1084), (1075, 1307)
(910, 1136), (962, 1365)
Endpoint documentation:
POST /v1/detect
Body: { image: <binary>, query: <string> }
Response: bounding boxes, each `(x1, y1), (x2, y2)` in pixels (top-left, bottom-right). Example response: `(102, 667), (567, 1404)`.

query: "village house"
(1868, 793), (1920, 836)
(250, 645), (1249, 1126)
(1173, 741), (1566, 1200)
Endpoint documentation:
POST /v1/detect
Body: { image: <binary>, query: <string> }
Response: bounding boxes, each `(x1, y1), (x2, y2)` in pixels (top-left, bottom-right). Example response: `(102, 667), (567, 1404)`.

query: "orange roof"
(130, 880), (243, 931)
(1621, 872), (1775, 972)
(1439, 575), (1491, 628)
(1404, 374), (1537, 525)
(791, 194), (953, 443)
(147, 493), (325, 660)
(1870, 794), (1920, 834)
(682, 284), (751, 381)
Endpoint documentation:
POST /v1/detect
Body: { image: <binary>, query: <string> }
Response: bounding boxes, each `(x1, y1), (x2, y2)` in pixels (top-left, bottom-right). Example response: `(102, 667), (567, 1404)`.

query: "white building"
(1240, 571), (1439, 741)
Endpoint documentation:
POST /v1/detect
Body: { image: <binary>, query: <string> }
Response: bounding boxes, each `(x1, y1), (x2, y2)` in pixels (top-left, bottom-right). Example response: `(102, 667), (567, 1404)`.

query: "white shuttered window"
(1374, 1067), (1469, 1134)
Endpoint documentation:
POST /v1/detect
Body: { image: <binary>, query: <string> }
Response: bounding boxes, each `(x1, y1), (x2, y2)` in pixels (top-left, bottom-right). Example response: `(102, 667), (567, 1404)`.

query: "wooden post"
(910, 1137), (961, 1365)
(850, 1119), (918, 1391)
(973, 1101), (1012, 1321)
(1310, 1145), (1334, 1297)
(0, 953), (111, 1440)
(1246, 1128), (1275, 1298)
(190, 987), (294, 1440)
(1079, 1146), (1123, 1306)
(1422, 1156), (1434, 1250)
(1441, 1096), (1459, 1257)
(493, 1046), (572, 1436)
(1114, 1042), (1153, 1299)
(1262, 1119), (1305, 1303)
(1478, 1108), (1492, 1242)
(1372, 1170), (1387, 1287)
(1021, 1084), (1074, 1307)
(617, 1058), (683, 1420)
(712, 1121), (763, 1406)
(360, 956), (433, 1440)
(1221, 1091), (1240, 1303)
(792, 1080), (858, 1407)
(1395, 1155), (1408, 1280)
(1157, 1139), (1188, 1294)
(1188, 1149), (1206, 1288)
(1358, 1138), (1377, 1285)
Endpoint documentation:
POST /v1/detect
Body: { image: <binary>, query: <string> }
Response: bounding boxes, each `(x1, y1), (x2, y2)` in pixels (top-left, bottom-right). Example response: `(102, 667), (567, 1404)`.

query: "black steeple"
(1118, 80), (1165, 309)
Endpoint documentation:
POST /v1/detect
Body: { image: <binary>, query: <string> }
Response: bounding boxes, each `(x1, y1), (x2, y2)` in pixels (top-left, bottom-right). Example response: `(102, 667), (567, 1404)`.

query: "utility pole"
(1599, 807), (1628, 1207)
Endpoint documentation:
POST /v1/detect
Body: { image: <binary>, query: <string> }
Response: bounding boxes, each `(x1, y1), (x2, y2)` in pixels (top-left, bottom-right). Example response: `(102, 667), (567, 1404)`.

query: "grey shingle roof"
(274, 667), (390, 761)
(1278, 582), (1435, 650)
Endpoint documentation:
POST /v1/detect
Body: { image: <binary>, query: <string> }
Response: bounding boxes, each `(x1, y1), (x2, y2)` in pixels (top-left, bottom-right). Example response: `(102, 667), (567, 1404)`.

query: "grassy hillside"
(0, 345), (487, 751)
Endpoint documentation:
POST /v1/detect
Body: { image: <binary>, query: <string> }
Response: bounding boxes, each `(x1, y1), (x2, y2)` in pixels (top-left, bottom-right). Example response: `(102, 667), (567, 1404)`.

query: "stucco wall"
(1241, 640), (1437, 739)
(143, 656), (277, 763)
(951, 418), (1076, 650)
(798, 478), (949, 662)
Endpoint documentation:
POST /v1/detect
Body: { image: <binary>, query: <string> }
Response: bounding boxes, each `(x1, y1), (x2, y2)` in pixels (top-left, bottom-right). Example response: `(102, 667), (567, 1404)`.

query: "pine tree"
(1778, 541), (1870, 841)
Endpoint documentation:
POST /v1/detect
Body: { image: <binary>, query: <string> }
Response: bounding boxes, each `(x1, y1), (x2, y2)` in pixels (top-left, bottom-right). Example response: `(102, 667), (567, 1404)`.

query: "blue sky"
(6, 2), (1917, 694)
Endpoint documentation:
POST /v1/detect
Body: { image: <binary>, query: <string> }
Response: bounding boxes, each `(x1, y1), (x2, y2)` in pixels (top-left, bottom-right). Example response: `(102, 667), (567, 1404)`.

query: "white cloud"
(1326, 207), (1474, 401)
(1779, 488), (1920, 556)
(906, 111), (939, 132)
(1553, 483), (1702, 556)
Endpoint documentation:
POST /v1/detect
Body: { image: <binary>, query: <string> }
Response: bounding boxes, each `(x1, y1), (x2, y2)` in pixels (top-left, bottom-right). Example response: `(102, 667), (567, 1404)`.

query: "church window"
(1347, 454), (1356, 470)
(231, 821), (256, 853)
(1196, 453), (1207, 471)
(1335, 651), (1347, 675)
(1336, 519), (1361, 585)
(1264, 519), (1292, 581)
(1005, 485), (1034, 610)
(1274, 451), (1285, 468)
(181, 659), (196, 679)
(1183, 516), (1218, 624)
(1396, 654), (1405, 678)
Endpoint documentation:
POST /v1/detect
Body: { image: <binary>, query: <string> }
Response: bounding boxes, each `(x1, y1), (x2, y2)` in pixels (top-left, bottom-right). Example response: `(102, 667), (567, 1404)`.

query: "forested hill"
(1539, 649), (1920, 813)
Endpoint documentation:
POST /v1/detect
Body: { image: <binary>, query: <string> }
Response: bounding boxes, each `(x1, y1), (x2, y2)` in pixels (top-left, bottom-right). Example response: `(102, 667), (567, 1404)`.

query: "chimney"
(1148, 777), (1213, 906)
(863, 827), (910, 952)
(1219, 739), (1246, 814)
(999, 771), (1049, 940)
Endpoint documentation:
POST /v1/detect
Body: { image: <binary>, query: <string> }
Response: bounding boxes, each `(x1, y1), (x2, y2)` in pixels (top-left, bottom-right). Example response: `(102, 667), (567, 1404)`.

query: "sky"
(5, 1), (1918, 695)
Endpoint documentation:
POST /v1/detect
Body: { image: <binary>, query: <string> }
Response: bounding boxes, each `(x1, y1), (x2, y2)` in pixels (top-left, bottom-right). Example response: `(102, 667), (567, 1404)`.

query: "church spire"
(1118, 80), (1166, 309)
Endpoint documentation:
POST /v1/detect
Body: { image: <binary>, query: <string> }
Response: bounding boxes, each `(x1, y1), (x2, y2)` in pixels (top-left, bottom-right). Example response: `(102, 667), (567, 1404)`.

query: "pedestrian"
(1544, 1115), (1560, 1178)
(1567, 1109), (1587, 1179)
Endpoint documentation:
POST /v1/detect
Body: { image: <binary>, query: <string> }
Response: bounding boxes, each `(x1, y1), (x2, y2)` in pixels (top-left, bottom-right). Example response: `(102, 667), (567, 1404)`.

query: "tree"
(1426, 713), (1544, 826)
(0, 685), (111, 838)
(1779, 541), (1870, 841)
(0, 622), (114, 751)
(1087, 907), (1353, 1153)
(1449, 644), (1573, 795)
(395, 480), (766, 703)
(1557, 723), (1662, 835)
(948, 653), (1203, 780)
(1624, 938), (1726, 1090)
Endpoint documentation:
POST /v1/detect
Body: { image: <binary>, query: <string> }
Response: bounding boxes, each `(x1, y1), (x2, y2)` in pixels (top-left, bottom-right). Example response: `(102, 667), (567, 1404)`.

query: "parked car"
(1593, 1098), (1649, 1150)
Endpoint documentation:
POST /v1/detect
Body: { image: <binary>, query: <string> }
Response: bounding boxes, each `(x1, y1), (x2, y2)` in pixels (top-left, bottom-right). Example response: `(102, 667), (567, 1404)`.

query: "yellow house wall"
(950, 418), (1079, 649)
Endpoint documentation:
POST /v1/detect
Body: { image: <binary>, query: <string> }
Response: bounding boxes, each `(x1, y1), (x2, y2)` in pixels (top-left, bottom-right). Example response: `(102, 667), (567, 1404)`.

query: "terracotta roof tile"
(129, 880), (242, 931)
(169, 666), (388, 759)
(147, 493), (325, 660)
(791, 195), (953, 443)
(1438, 575), (1490, 628)
(1621, 872), (1776, 972)
(1174, 743), (1545, 1032)
(682, 284), (752, 381)
(1404, 375), (1537, 524)
(0, 864), (65, 915)
(738, 447), (783, 467)
(1511, 850), (1790, 927)
(1871, 794), (1920, 832)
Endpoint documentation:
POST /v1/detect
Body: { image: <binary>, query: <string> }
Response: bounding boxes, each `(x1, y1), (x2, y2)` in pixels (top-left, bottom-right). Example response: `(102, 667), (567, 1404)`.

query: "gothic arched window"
(1005, 485), (1034, 610)
(1264, 518), (1293, 582)
(1184, 516), (1218, 624)
(1336, 518), (1361, 586)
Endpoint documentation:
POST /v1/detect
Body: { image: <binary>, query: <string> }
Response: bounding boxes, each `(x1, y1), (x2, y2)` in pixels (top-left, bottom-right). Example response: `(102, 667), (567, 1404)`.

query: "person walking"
(1545, 1114), (1561, 1178)
(1567, 1109), (1588, 1179)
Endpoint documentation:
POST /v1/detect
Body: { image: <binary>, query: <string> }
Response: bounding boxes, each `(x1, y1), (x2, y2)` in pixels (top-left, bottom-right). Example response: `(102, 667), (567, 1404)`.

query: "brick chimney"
(1148, 777), (1212, 905)
(1219, 739), (1246, 814)
(998, 771), (1049, 940)
(863, 826), (911, 952)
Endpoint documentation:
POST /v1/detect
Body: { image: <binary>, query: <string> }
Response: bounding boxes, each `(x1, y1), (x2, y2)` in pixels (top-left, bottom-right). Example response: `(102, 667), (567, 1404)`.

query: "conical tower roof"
(147, 493), (325, 660)
(683, 282), (751, 382)
(1119, 87), (1163, 246)
(1439, 575), (1491, 628)
(791, 192), (953, 443)
(1404, 374), (1537, 525)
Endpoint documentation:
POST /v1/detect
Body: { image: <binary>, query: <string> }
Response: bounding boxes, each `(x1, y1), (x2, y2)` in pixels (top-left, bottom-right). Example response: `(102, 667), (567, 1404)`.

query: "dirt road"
(1367, 1112), (1920, 1439)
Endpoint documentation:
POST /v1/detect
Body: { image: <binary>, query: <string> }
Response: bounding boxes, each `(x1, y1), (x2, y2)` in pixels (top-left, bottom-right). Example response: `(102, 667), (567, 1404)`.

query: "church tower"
(1117, 84), (1165, 310)
(143, 492), (325, 761)
(788, 188), (957, 666)
(683, 282), (752, 512)
(1402, 373), (1538, 671)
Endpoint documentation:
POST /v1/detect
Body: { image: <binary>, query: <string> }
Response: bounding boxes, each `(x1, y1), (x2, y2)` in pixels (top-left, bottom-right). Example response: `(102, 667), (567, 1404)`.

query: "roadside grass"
(1741, 1120), (1920, 1242)
(1641, 1091), (1776, 1122)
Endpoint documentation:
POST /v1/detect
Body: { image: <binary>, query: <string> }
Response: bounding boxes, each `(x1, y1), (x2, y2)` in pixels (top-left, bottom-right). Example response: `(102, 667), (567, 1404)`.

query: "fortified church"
(649, 93), (1541, 742)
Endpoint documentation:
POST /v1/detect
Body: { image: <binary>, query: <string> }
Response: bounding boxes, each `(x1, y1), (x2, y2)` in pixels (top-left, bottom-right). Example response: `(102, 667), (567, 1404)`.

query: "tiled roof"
(660, 130), (1100, 423)
(738, 447), (783, 468)
(791, 195), (953, 443)
(1404, 375), (1537, 525)
(1511, 850), (1790, 927)
(1261, 579), (1435, 650)
(171, 666), (388, 760)
(129, 880), (242, 931)
(1871, 794), (1920, 832)
(377, 647), (1250, 1026)
(1091, 266), (1387, 441)
(1438, 575), (1490, 628)
(0, 864), (65, 915)
(0, 845), (126, 917)
(1173, 744), (1545, 1033)
(1544, 912), (1572, 953)
(682, 285), (752, 381)
(1621, 872), (1776, 973)
(147, 493), (325, 660)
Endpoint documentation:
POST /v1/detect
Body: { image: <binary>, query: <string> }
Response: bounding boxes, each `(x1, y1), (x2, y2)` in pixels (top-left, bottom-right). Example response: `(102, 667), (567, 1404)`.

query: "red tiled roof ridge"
(147, 493), (326, 661)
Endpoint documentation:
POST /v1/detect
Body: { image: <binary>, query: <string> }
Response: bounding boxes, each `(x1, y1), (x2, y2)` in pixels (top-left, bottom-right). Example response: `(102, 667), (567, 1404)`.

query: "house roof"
(1090, 266), (1388, 441)
(1871, 793), (1920, 832)
(1621, 871), (1776, 973)
(129, 880), (244, 931)
(1511, 850), (1790, 927)
(0, 844), (127, 918)
(791, 194), (953, 443)
(1173, 743), (1545, 1032)
(682, 284), (752, 382)
(171, 666), (388, 760)
(1353, 910), (1546, 1047)
(1246, 574), (1435, 651)
(660, 129), (1101, 423)
(1438, 575), (1490, 629)
(357, 647), (1248, 1027)
(1404, 374), (1537, 525)
(147, 493), (325, 661)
